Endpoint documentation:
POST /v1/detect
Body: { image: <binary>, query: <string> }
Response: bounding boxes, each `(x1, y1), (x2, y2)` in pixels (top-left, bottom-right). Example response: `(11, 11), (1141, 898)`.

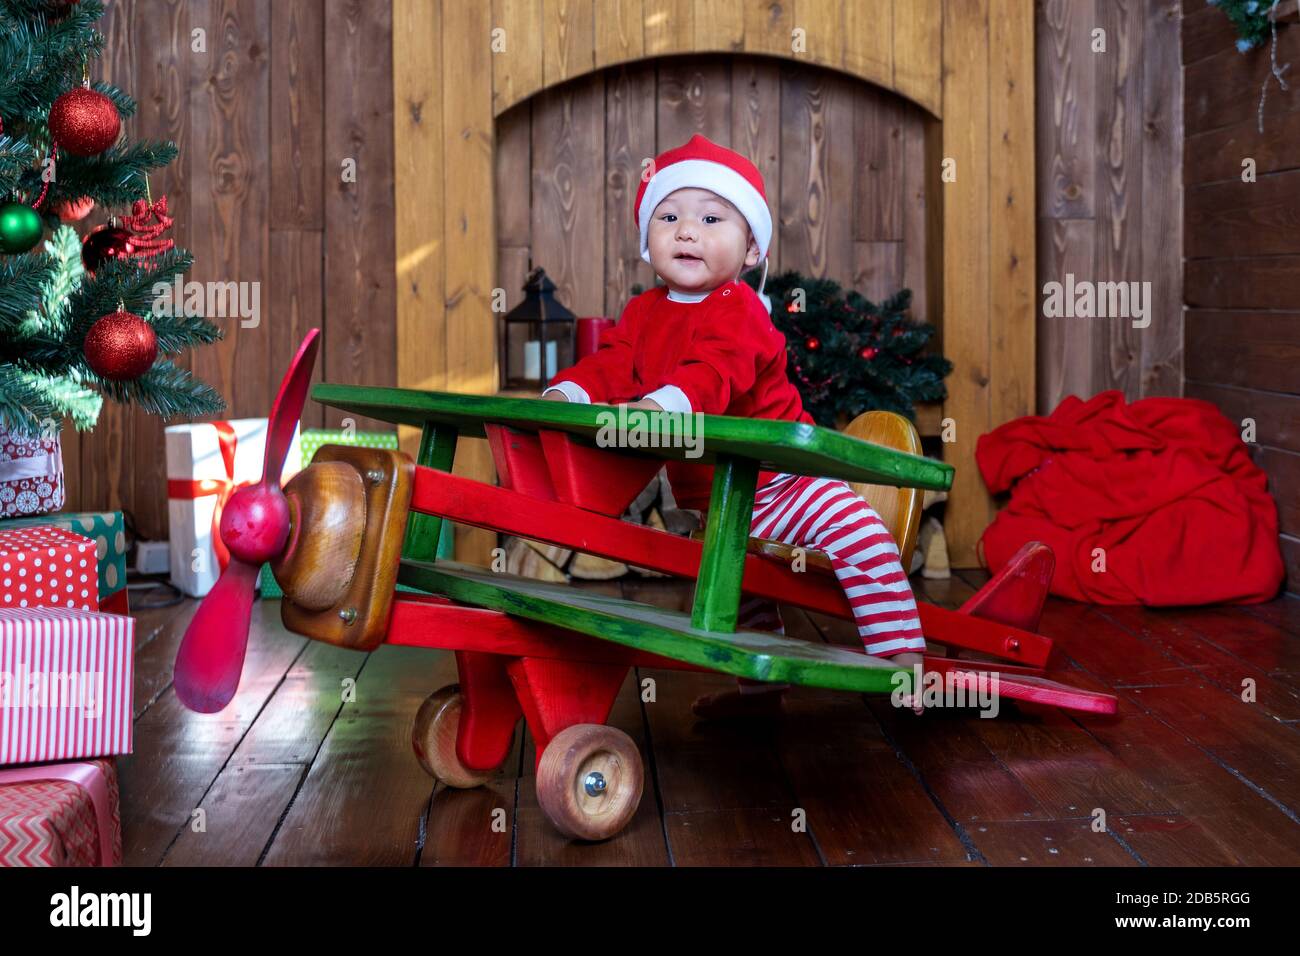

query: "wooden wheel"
(536, 724), (643, 841)
(411, 685), (499, 789)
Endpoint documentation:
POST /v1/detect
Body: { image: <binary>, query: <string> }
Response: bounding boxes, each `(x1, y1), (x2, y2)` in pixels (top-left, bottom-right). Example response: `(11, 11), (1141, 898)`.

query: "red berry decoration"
(81, 225), (134, 273)
(84, 311), (158, 381)
(860, 346), (879, 360)
(49, 86), (121, 156)
(120, 196), (175, 260)
(805, 336), (820, 351)
(51, 195), (95, 223)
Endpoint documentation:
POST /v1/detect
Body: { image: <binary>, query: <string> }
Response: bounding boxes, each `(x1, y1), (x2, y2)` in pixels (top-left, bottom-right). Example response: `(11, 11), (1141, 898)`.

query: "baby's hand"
(542, 391), (568, 401)
(623, 398), (664, 412)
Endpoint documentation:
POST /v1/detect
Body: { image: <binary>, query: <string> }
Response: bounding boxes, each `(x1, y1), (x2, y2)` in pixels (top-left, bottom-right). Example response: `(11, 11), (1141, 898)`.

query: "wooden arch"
(392, 1), (1034, 568)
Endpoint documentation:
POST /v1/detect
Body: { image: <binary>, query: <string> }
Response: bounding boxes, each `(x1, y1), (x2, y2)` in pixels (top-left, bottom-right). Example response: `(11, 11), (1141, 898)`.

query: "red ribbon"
(165, 422), (248, 573)
(121, 195), (175, 260)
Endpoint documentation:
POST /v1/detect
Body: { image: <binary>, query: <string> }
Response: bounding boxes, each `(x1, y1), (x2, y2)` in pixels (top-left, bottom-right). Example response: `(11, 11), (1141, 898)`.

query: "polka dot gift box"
(0, 512), (128, 614)
(0, 526), (99, 611)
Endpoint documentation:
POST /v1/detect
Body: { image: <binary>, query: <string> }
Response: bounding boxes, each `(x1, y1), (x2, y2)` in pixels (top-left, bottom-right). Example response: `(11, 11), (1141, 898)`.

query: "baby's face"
(647, 188), (761, 295)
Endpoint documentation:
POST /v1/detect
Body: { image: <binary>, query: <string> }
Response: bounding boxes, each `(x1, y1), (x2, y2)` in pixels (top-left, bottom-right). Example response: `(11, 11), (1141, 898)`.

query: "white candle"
(524, 340), (541, 380)
(545, 340), (557, 379)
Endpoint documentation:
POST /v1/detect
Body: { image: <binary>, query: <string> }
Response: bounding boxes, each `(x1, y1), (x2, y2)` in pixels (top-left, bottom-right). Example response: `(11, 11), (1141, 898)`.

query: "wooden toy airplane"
(174, 330), (1116, 841)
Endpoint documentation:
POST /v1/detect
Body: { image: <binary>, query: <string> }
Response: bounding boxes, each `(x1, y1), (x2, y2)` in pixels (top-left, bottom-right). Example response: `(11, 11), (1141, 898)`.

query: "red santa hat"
(635, 134), (773, 309)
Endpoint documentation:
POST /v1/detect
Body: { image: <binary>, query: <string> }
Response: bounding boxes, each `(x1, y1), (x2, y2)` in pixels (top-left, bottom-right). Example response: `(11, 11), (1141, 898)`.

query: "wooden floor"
(118, 571), (1300, 866)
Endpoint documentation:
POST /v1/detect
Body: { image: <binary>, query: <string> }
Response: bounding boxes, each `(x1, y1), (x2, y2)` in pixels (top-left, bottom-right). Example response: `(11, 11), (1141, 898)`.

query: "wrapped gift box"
(0, 429), (65, 519)
(299, 427), (398, 466)
(0, 526), (99, 611)
(0, 607), (133, 765)
(166, 419), (301, 597)
(0, 758), (122, 866)
(0, 512), (128, 614)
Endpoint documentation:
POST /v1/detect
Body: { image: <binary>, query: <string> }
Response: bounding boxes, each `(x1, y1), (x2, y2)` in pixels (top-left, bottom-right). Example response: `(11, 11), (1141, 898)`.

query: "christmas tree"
(741, 267), (952, 428)
(0, 0), (223, 439)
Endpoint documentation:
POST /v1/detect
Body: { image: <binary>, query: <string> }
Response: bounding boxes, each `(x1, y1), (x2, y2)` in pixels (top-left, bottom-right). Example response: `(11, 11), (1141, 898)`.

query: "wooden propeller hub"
(271, 461), (367, 612)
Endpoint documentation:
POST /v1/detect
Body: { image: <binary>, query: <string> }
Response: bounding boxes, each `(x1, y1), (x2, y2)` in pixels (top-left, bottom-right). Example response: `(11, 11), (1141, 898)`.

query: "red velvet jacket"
(546, 280), (812, 510)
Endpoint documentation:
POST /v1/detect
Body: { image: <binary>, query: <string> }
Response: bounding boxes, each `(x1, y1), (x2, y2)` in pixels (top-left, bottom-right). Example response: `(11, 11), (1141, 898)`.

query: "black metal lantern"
(501, 267), (576, 391)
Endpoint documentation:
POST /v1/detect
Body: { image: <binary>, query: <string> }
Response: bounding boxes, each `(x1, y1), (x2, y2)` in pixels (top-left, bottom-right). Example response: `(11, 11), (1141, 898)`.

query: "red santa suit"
(545, 279), (925, 657)
(545, 280), (808, 510)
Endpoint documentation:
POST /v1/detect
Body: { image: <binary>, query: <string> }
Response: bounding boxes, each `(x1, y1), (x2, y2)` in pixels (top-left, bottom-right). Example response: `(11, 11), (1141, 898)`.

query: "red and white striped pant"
(735, 472), (926, 657)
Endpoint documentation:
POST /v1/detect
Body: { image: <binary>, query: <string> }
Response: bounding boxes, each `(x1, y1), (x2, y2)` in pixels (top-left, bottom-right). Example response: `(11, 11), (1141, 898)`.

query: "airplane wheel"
(411, 685), (499, 789)
(537, 724), (643, 841)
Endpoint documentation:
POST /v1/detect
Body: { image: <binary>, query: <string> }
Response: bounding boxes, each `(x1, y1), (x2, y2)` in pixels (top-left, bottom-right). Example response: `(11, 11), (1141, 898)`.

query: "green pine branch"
(69, 246), (196, 333)
(10, 140), (176, 212)
(95, 359), (225, 421)
(7, 224), (83, 342)
(149, 310), (225, 358)
(0, 0), (110, 123)
(0, 134), (39, 196)
(0, 363), (101, 438)
(0, 251), (49, 331)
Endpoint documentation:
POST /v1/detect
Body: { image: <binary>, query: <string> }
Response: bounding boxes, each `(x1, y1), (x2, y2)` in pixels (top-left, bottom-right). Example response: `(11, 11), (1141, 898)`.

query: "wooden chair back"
(837, 410), (925, 571)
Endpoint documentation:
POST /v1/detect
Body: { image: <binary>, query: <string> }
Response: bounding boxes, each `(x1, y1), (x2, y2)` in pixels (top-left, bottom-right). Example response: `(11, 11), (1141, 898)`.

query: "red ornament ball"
(49, 87), (121, 156)
(81, 225), (134, 273)
(51, 195), (95, 223)
(860, 346), (879, 360)
(84, 311), (158, 381)
(805, 336), (821, 351)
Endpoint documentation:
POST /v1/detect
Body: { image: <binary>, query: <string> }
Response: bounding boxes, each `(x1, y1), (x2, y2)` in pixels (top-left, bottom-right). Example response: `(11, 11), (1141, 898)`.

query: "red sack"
(975, 391), (1284, 605)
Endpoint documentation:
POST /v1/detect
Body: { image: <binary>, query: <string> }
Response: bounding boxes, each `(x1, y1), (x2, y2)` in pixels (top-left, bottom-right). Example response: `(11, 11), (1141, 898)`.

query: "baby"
(543, 135), (925, 717)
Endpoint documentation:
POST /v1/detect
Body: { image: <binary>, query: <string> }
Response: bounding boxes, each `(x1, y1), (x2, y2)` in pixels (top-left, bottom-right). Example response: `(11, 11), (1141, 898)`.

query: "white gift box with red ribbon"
(164, 419), (301, 597)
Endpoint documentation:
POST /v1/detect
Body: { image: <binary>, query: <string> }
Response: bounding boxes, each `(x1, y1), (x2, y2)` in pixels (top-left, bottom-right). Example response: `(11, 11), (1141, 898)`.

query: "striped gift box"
(0, 608), (134, 765)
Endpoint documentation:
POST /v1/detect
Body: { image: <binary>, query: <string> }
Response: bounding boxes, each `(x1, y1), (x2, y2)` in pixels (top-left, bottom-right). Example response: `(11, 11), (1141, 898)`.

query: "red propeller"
(173, 329), (321, 713)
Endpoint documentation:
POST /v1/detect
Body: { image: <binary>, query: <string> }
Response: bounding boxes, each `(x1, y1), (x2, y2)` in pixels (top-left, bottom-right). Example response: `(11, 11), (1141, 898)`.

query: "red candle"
(576, 317), (615, 361)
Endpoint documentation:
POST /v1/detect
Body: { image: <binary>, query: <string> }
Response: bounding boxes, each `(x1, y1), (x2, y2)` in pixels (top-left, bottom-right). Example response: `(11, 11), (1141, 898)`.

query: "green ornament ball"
(0, 201), (44, 254)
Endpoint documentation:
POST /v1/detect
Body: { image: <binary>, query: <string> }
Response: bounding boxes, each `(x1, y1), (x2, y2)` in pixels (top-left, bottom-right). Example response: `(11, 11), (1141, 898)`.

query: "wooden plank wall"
(1036, 0), (1185, 408)
(68, 0), (1045, 571)
(398, 0), (1033, 568)
(937, 0), (1036, 567)
(419, 0), (957, 566)
(494, 56), (932, 323)
(70, 3), (1296, 593)
(66, 0), (397, 542)
(1181, 0), (1300, 594)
